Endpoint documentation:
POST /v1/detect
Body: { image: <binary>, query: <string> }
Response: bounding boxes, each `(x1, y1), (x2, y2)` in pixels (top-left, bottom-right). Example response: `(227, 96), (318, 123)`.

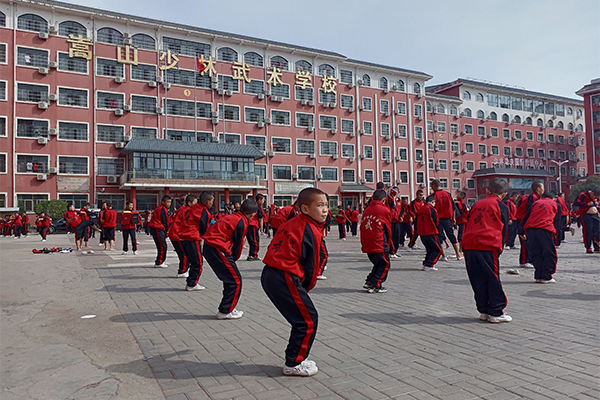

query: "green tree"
(34, 200), (68, 220)
(569, 176), (600, 201)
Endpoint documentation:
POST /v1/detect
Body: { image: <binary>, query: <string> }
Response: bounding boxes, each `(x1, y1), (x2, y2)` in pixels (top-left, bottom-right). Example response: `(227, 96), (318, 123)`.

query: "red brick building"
(576, 79), (600, 176)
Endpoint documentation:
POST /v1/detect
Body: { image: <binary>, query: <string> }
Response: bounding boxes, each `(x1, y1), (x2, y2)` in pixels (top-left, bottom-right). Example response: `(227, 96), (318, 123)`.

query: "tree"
(34, 200), (68, 220)
(569, 176), (600, 201)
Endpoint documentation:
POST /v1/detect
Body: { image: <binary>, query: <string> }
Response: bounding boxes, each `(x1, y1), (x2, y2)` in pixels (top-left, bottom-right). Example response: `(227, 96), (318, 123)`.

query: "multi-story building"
(0, 0), (589, 213)
(576, 79), (600, 175)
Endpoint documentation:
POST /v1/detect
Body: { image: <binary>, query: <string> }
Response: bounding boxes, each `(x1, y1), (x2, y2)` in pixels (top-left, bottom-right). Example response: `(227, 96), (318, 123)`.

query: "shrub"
(34, 200), (68, 220)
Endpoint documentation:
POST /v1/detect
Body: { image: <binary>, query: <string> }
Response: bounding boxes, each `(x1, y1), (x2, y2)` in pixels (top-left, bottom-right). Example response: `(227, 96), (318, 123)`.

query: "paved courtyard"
(1, 228), (599, 400)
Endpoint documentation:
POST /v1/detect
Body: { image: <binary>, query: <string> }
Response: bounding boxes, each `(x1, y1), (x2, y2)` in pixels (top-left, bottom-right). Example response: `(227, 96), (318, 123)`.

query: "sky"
(66, 0), (599, 99)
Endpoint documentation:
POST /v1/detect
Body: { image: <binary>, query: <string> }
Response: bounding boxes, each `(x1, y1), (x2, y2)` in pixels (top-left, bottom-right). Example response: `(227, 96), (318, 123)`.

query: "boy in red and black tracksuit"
(416, 196), (442, 271)
(408, 190), (425, 248)
(79, 204), (92, 247)
(203, 199), (258, 319)
(247, 194), (265, 261)
(516, 182), (544, 267)
(345, 205), (352, 233)
(13, 214), (22, 238)
(64, 209), (72, 234)
(21, 213), (29, 236)
(462, 178), (511, 323)
(349, 207), (360, 236)
(121, 201), (139, 254)
(102, 203), (118, 251)
(455, 192), (468, 244)
(148, 196), (172, 267)
(556, 193), (570, 245)
(360, 190), (393, 293)
(431, 179), (461, 260)
(387, 188), (399, 254)
(168, 199), (192, 278)
(574, 190), (600, 253)
(336, 209), (347, 239)
(523, 193), (560, 282)
(262, 188), (328, 376)
(179, 193), (214, 290)
(36, 212), (51, 241)
(398, 198), (412, 247)
(504, 192), (519, 249)
(270, 204), (297, 236)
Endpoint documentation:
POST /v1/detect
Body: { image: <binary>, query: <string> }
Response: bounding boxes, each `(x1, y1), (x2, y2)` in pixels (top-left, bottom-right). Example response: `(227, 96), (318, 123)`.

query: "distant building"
(576, 78), (600, 176)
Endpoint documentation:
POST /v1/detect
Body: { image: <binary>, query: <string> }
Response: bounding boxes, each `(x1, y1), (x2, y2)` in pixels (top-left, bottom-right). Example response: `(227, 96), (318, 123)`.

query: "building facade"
(0, 0), (590, 213)
(576, 79), (600, 176)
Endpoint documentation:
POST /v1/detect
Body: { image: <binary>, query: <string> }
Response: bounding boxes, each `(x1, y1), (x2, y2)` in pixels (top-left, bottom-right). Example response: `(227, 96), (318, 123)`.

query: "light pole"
(550, 160), (569, 192)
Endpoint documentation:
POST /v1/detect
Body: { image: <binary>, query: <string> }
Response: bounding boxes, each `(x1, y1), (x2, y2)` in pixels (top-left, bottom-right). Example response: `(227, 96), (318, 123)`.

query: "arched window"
(463, 108), (472, 117)
(0, 11), (5, 27)
(567, 107), (573, 115)
(295, 59), (312, 72)
(132, 33), (155, 50)
(556, 121), (564, 129)
(463, 90), (471, 100)
(318, 63), (335, 77)
(514, 115), (521, 124)
(97, 27), (123, 45)
(413, 82), (421, 94)
(379, 77), (388, 90)
(361, 74), (371, 86)
(547, 119), (554, 128)
(450, 106), (458, 116)
(270, 56), (288, 70)
(476, 93), (484, 102)
(18, 13), (48, 33)
(536, 118), (543, 127)
(396, 79), (405, 91)
(217, 47), (238, 63)
(502, 113), (509, 123)
(568, 122), (574, 130)
(476, 110), (485, 119)
(244, 52), (263, 67)
(426, 102), (432, 112)
(489, 111), (497, 121)
(577, 124), (583, 132)
(525, 117), (532, 125)
(58, 20), (86, 37)
(576, 109), (583, 118)
(436, 104), (445, 114)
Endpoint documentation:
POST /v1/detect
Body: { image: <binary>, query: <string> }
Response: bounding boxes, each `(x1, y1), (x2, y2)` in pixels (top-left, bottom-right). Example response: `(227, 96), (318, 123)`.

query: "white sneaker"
(342, 238), (346, 241)
(422, 266), (438, 271)
(216, 309), (243, 320)
(155, 263), (168, 268)
(390, 254), (399, 259)
(282, 359), (318, 376)
(488, 314), (512, 323)
(177, 271), (189, 278)
(479, 313), (489, 321)
(519, 263), (534, 269)
(442, 256), (450, 262)
(185, 284), (205, 291)
(121, 251), (128, 255)
(98, 243), (104, 247)
(133, 251), (138, 255)
(316, 275), (327, 280)
(537, 278), (556, 284)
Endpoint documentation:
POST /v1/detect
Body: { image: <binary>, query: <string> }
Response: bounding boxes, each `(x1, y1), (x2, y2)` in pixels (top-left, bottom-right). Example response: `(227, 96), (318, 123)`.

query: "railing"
(122, 169), (257, 182)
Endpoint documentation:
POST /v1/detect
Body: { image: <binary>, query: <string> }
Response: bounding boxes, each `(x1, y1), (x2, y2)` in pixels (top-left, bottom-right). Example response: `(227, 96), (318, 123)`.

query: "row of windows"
(15, 154), (88, 175)
(459, 108), (583, 130)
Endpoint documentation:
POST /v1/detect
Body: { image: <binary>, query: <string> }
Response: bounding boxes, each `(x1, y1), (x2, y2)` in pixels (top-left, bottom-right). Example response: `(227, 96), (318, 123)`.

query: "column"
(224, 188), (230, 204)
(164, 187), (170, 196)
(130, 187), (137, 209)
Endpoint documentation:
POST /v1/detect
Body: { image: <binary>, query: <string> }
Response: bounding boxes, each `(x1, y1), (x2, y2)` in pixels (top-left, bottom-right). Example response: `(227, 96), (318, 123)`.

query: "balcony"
(121, 169), (262, 189)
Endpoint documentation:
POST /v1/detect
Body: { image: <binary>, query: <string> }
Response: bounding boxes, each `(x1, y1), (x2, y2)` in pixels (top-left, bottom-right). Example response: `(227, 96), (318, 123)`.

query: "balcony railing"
(121, 169), (258, 183)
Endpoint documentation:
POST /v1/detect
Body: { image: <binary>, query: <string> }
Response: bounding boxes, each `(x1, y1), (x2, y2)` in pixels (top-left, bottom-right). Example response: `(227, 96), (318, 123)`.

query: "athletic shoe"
(216, 309), (243, 320)
(537, 278), (556, 284)
(133, 251), (138, 255)
(185, 284), (205, 291)
(506, 269), (520, 275)
(441, 256), (450, 262)
(519, 263), (534, 269)
(155, 263), (168, 268)
(363, 283), (371, 290)
(316, 275), (327, 280)
(177, 271), (189, 278)
(488, 314), (512, 323)
(282, 359), (318, 377)
(479, 313), (489, 321)
(121, 251), (128, 255)
(570, 227), (575, 236)
(246, 256), (255, 261)
(422, 266), (438, 271)
(98, 243), (103, 247)
(367, 286), (387, 293)
(390, 254), (399, 259)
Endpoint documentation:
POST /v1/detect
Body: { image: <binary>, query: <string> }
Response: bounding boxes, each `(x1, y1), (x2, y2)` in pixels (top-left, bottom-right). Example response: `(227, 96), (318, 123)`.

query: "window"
(17, 154), (48, 173)
(379, 77), (388, 90)
(436, 122), (446, 133)
(365, 170), (375, 183)
(218, 104), (240, 121)
(295, 59), (312, 72)
(515, 147), (523, 157)
(398, 147), (408, 161)
(526, 131), (534, 141)
(537, 132), (545, 142)
(131, 33), (155, 50)
(396, 80), (405, 91)
(0, 116), (5, 136)
(437, 140), (447, 152)
(438, 160), (448, 170)
(413, 82), (421, 94)
(218, 133), (241, 144)
(217, 75), (239, 91)
(321, 167), (338, 181)
(318, 89), (336, 105)
(514, 115), (521, 124)
(271, 83), (290, 98)
(502, 129), (510, 139)
(340, 94), (353, 108)
(476, 93), (484, 102)
(361, 74), (371, 86)
(538, 149), (546, 158)
(414, 104), (422, 117)
(97, 92), (124, 110)
(165, 98), (195, 117)
(165, 68), (197, 86)
(340, 69), (353, 84)
(450, 141), (459, 153)
(243, 135), (265, 153)
(476, 110), (484, 119)
(245, 79), (264, 95)
(97, 27), (123, 45)
(556, 121), (564, 129)
(450, 106), (458, 116)
(319, 141), (337, 156)
(527, 148), (534, 157)
(97, 158), (124, 176)
(491, 145), (499, 155)
(381, 123), (390, 137)
(163, 36), (210, 57)
(17, 118), (48, 138)
(17, 47), (48, 68)
(131, 127), (156, 139)
(414, 126), (423, 140)
(272, 165), (291, 180)
(17, 83), (48, 102)
(255, 164), (267, 180)
(463, 108), (472, 117)
(341, 119), (354, 134)
(463, 124), (473, 135)
(272, 137), (291, 153)
(452, 179), (461, 190)
(56, 87), (87, 108)
(57, 21), (87, 37)
(297, 166), (315, 181)
(487, 93), (499, 107)
(217, 47), (238, 62)
(271, 56), (288, 70)
(342, 169), (355, 183)
(548, 149), (555, 159)
(17, 194), (49, 212)
(58, 122), (87, 141)
(451, 160), (460, 171)
(397, 124), (407, 138)
(466, 161), (475, 171)
(318, 63), (335, 77)
(18, 13), (48, 32)
(436, 104), (445, 114)
(382, 170), (391, 184)
(130, 63), (156, 81)
(363, 121), (373, 135)
(380, 99), (390, 114)
(477, 126), (485, 137)
(524, 117), (532, 125)
(490, 127), (498, 137)
(478, 144), (487, 155)
(363, 145), (373, 159)
(396, 102), (406, 115)
(464, 143), (474, 153)
(271, 110), (291, 125)
(362, 97), (372, 111)
(97, 58), (124, 78)
(342, 144), (355, 159)
(515, 130), (522, 139)
(297, 139), (315, 155)
(295, 112), (314, 128)
(58, 52), (87, 73)
(0, 44), (5, 64)
(129, 95), (155, 113)
(416, 171), (425, 184)
(97, 125), (124, 142)
(512, 97), (522, 110)
(479, 162), (487, 169)
(415, 149), (424, 162)
(438, 178), (448, 189)
(196, 102), (211, 119)
(244, 52), (263, 67)
(244, 107), (265, 123)
(319, 115), (337, 130)
(58, 156), (88, 175)
(0, 153), (5, 173)
(503, 147), (511, 157)
(463, 91), (471, 100)
(450, 124), (459, 134)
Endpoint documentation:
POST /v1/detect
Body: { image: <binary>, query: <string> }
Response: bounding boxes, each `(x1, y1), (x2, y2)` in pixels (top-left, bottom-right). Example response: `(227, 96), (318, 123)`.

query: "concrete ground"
(1, 227), (598, 400)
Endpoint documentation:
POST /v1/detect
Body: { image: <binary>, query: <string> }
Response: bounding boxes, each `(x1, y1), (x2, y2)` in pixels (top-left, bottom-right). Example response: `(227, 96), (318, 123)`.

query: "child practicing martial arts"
(416, 195), (442, 271)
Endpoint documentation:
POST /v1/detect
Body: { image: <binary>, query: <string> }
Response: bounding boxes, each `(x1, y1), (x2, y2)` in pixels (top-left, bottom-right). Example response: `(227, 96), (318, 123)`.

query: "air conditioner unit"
(225, 90), (233, 96)
(38, 67), (49, 75)
(48, 93), (58, 101)
(38, 101), (49, 110)
(107, 175), (118, 183)
(395, 132), (402, 138)
(417, 115), (423, 121)
(257, 93), (265, 100)
(123, 104), (131, 112)
(360, 154), (366, 159)
(360, 178), (366, 184)
(155, 106), (164, 114)
(358, 104), (365, 111)
(263, 89), (271, 96)
(383, 133), (390, 139)
(211, 117), (219, 125)
(155, 76), (164, 83)
(115, 142), (125, 149)
(385, 158), (391, 164)
(392, 84), (398, 91)
(384, 111), (390, 117)
(349, 106), (354, 113)
(349, 131), (356, 137)
(210, 82), (218, 89)
(418, 160), (425, 165)
(262, 117), (271, 125)
(349, 156), (355, 162)
(433, 145), (439, 151)
(273, 96), (283, 102)
(164, 82), (171, 89)
(395, 156), (401, 161)
(48, 167), (58, 174)
(292, 173), (298, 179)
(357, 79), (363, 85)
(453, 131), (459, 137)
(115, 77), (125, 84)
(211, 136), (219, 143)
(309, 153), (316, 159)
(359, 129), (365, 135)
(48, 128), (58, 136)
(331, 128), (337, 134)
(417, 93), (422, 98)
(49, 24), (58, 34)
(210, 110), (218, 118)
(308, 100), (315, 106)
(454, 151), (460, 156)
(394, 109), (400, 115)
(307, 125), (314, 132)
(256, 121), (264, 128)
(37, 173), (47, 181)
(39, 31), (49, 40)
(417, 137), (424, 143)
(148, 81), (158, 88)
(347, 82), (354, 88)
(332, 154), (338, 159)
(123, 134), (132, 142)
(48, 61), (58, 69)
(114, 109), (124, 116)
(316, 174), (323, 180)
(301, 99), (309, 106)
(37, 137), (48, 145)
(463, 168), (469, 173)
(123, 37), (132, 46)
(267, 151), (275, 157)
(217, 89), (224, 95)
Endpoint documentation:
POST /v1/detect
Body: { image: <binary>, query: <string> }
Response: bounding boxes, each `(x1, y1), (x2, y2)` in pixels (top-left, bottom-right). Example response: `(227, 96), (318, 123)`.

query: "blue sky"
(67, 0), (599, 99)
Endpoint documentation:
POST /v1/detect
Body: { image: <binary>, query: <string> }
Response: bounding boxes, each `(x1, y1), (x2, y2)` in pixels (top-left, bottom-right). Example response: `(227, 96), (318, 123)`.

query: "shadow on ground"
(110, 312), (218, 323)
(340, 312), (477, 325)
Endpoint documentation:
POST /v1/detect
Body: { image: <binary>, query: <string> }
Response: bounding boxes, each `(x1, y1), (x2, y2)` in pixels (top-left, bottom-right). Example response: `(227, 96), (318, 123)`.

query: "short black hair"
(416, 189), (423, 195)
(84, 202), (91, 207)
(107, 203), (113, 208)
(372, 189), (387, 201)
(376, 182), (385, 190)
(125, 201), (133, 207)
(255, 193), (265, 201)
(543, 192), (555, 199)
(531, 181), (544, 192)
(161, 195), (172, 202)
(488, 178), (508, 195)
(425, 195), (435, 203)
(297, 187), (327, 208)
(199, 192), (214, 205)
(240, 198), (259, 214)
(430, 179), (440, 188)
(185, 194), (197, 204)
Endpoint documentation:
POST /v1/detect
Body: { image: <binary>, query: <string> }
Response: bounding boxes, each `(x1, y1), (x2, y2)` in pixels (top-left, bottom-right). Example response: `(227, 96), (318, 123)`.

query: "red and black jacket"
(335, 212), (347, 224)
(102, 209), (118, 228)
(36, 216), (52, 228)
(202, 211), (249, 260)
(392, 200), (404, 223)
(433, 189), (455, 219)
(416, 204), (439, 236)
(79, 209), (90, 221)
(349, 210), (360, 223)
(263, 213), (326, 292)
(574, 191), (595, 216)
(557, 196), (569, 217)
(13, 215), (22, 226)
(516, 192), (540, 234)
(121, 210), (139, 230)
(249, 205), (264, 228)
(504, 198), (517, 221)
(65, 210), (81, 228)
(167, 205), (187, 241)
(360, 200), (392, 254)
(409, 199), (425, 221)
(178, 203), (211, 241)
(524, 197), (559, 235)
(455, 200), (468, 225)
(148, 205), (170, 231)
(462, 195), (509, 252)
(270, 205), (296, 230)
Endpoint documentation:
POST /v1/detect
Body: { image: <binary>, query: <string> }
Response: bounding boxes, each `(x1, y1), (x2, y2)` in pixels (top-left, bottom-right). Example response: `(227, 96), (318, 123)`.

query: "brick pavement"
(91, 228), (599, 400)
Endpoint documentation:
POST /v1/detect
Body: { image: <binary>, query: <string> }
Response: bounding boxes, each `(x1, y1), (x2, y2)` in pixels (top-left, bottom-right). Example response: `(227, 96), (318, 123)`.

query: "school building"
(0, 0), (592, 213)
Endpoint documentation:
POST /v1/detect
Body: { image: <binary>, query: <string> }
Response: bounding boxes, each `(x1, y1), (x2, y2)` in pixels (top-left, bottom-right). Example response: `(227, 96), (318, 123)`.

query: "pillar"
(164, 187), (170, 196)
(224, 188), (230, 204)
(130, 186), (137, 209)
(252, 188), (258, 197)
